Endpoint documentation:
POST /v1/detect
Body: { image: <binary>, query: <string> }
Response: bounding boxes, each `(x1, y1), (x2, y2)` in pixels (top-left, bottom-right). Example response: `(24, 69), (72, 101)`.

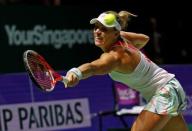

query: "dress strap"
(110, 40), (137, 51)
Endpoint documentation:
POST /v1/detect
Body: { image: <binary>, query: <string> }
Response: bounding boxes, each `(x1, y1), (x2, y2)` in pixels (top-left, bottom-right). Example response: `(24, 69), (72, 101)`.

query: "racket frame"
(23, 50), (64, 92)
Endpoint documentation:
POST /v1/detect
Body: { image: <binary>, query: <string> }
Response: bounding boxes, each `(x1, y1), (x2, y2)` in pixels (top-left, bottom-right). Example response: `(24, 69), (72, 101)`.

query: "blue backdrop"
(0, 65), (192, 131)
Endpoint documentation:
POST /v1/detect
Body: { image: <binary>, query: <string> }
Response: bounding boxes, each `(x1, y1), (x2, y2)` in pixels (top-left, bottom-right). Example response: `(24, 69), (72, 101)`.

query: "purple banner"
(0, 72), (118, 131)
(0, 65), (192, 130)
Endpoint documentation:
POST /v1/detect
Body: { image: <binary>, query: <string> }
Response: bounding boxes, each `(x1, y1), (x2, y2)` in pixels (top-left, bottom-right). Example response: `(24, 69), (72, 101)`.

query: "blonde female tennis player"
(64, 11), (188, 131)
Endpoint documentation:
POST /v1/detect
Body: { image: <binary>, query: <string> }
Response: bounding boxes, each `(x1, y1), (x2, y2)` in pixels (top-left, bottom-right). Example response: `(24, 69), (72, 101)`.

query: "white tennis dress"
(109, 49), (187, 115)
(109, 51), (174, 101)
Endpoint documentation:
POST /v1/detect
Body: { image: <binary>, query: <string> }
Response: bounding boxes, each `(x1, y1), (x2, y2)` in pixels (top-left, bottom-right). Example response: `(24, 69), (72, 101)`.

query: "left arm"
(120, 31), (150, 49)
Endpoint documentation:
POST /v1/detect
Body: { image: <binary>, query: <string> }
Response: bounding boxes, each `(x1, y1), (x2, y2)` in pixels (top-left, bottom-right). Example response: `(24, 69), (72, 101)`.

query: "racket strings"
(27, 53), (54, 89)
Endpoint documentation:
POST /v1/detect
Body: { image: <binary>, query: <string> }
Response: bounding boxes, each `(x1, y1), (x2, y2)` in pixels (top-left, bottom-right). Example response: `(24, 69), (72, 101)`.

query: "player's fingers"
(62, 76), (69, 88)
(66, 73), (79, 87)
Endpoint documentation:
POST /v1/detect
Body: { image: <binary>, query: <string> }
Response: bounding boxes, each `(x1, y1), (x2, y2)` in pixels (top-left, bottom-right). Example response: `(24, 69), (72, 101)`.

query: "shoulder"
(100, 50), (121, 62)
(108, 45), (126, 58)
(107, 46), (140, 73)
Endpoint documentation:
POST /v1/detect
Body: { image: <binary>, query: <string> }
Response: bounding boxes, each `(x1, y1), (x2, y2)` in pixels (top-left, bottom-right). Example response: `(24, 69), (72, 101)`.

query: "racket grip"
(62, 76), (69, 88)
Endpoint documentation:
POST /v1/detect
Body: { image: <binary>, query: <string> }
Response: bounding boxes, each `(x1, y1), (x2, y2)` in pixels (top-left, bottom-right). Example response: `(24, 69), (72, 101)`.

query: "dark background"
(0, 0), (191, 73)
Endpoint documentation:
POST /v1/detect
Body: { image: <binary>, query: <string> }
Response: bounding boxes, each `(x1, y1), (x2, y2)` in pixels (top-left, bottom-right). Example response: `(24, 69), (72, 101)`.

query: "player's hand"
(65, 72), (79, 88)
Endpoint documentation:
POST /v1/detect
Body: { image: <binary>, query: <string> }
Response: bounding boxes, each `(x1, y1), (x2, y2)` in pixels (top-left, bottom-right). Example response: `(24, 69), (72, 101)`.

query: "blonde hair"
(118, 10), (137, 31)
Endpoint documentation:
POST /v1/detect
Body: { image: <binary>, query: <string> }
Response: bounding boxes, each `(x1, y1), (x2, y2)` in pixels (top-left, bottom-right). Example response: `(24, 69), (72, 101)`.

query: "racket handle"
(62, 76), (69, 88)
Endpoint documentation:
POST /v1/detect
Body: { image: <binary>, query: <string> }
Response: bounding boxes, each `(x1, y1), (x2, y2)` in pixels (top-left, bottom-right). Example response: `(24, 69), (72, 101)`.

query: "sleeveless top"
(109, 41), (175, 101)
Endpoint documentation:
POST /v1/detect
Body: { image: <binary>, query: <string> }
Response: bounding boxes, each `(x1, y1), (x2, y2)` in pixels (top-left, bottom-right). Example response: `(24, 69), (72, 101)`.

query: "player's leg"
(131, 110), (171, 131)
(161, 114), (188, 131)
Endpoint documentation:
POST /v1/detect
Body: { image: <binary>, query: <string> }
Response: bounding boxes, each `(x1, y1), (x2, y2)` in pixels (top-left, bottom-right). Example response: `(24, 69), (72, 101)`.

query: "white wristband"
(67, 68), (83, 80)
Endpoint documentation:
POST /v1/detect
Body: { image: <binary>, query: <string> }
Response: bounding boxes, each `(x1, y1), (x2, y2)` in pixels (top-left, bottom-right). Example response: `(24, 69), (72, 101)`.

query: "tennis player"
(65, 11), (188, 131)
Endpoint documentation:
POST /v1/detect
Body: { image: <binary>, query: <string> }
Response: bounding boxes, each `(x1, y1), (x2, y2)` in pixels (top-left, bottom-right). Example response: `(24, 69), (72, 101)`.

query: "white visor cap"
(90, 13), (121, 31)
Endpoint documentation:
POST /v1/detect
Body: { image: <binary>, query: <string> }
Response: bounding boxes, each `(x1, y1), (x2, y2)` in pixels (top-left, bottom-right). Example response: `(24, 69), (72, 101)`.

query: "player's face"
(93, 22), (119, 51)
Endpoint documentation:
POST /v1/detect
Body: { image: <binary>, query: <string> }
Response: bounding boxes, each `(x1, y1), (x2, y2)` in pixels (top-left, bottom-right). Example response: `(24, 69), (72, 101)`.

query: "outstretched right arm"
(65, 51), (121, 87)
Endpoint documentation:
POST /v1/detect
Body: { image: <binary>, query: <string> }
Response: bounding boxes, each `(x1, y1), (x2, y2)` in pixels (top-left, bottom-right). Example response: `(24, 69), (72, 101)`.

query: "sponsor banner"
(4, 24), (93, 49)
(0, 99), (91, 131)
(114, 82), (139, 105)
(0, 6), (101, 73)
(0, 72), (114, 131)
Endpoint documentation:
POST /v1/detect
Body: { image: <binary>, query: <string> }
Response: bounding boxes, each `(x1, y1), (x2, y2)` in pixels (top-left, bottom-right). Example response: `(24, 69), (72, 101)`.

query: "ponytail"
(118, 11), (137, 31)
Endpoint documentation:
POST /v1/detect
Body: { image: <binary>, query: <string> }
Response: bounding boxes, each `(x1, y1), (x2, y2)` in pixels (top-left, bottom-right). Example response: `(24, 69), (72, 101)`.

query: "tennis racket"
(23, 50), (68, 92)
